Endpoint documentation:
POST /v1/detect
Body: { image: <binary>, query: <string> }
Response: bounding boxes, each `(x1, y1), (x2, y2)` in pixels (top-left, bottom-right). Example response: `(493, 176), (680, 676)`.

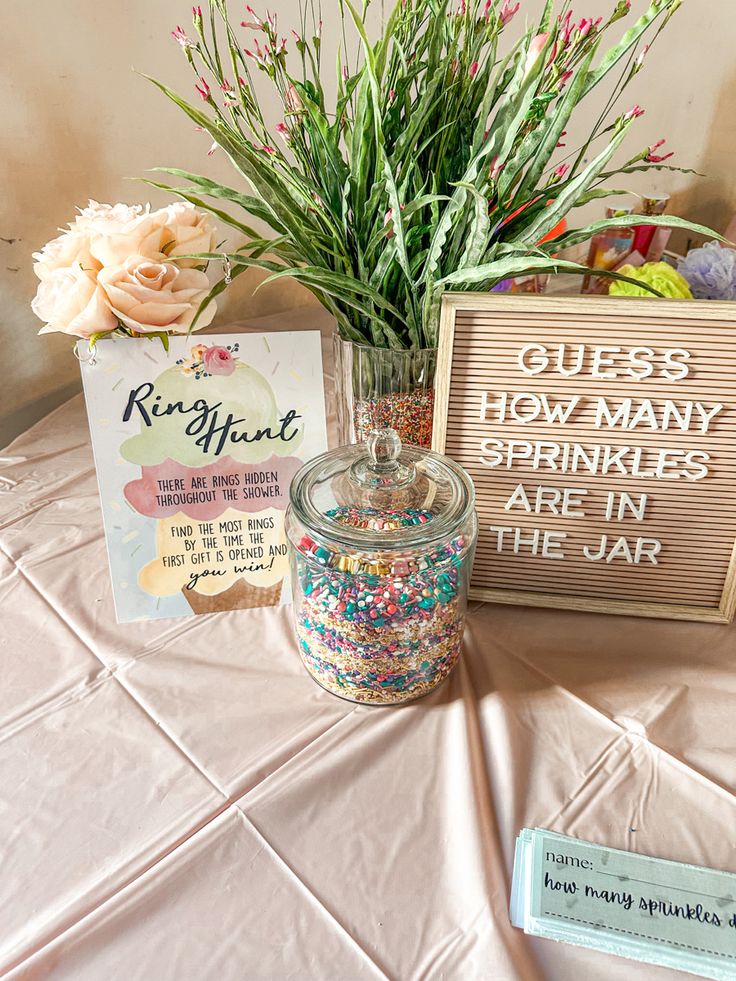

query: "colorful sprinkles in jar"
(353, 390), (435, 448)
(294, 507), (467, 704)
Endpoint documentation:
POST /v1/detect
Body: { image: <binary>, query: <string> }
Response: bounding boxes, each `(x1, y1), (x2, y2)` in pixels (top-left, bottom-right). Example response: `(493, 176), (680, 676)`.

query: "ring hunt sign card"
(79, 331), (328, 622)
(433, 294), (736, 621)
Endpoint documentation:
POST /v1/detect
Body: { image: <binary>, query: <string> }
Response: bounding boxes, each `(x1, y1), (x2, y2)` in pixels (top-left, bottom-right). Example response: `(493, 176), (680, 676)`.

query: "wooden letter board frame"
(433, 293), (736, 622)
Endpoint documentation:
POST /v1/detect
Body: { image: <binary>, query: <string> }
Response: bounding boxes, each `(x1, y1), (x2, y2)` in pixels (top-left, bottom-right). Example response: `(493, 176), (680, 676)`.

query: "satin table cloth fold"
(1, 308), (734, 980)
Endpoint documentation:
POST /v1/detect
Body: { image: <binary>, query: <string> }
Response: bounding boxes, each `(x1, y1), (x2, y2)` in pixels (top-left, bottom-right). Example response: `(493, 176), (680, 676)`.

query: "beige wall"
(2, 0), (735, 445)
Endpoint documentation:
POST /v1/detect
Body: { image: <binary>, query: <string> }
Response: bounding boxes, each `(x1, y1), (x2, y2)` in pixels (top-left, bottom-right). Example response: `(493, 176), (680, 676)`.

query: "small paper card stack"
(511, 828), (736, 980)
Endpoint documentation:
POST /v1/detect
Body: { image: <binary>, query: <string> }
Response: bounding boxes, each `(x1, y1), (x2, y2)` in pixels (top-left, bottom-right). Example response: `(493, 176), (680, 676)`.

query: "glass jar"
(582, 203), (636, 295)
(286, 429), (477, 705)
(333, 334), (437, 448)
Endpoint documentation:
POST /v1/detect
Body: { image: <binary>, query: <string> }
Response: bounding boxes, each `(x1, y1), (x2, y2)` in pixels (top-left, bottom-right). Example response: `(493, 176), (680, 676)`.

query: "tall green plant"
(150, 0), (715, 348)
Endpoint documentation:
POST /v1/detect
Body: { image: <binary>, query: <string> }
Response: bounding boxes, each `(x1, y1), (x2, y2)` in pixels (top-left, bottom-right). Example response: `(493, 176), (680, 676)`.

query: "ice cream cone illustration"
(182, 577), (283, 614)
(121, 340), (303, 614)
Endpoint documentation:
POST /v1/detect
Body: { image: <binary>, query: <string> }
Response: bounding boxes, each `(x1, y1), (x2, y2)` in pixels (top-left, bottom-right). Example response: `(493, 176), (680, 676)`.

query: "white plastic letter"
(504, 483), (532, 513)
(479, 438), (504, 468)
(518, 344), (549, 376)
(592, 346), (622, 380)
(662, 348), (691, 382)
(628, 347), (655, 380)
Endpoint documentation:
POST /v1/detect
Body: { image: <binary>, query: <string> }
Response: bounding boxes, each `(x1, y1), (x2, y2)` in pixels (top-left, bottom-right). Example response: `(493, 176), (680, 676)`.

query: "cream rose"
(32, 264), (118, 338)
(97, 256), (216, 334)
(32, 230), (100, 282)
(78, 201), (169, 267)
(72, 200), (146, 230)
(162, 203), (218, 267)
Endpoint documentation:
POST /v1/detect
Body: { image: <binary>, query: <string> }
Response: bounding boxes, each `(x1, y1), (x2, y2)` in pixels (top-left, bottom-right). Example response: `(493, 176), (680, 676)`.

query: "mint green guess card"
(511, 829), (736, 980)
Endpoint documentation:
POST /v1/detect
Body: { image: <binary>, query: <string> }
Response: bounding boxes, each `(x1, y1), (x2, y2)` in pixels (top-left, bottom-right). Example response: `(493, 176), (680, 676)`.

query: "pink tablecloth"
(1, 311), (735, 981)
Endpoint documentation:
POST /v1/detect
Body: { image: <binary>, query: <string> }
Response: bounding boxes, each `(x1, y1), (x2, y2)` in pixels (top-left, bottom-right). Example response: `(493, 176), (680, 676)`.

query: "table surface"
(1, 309), (734, 981)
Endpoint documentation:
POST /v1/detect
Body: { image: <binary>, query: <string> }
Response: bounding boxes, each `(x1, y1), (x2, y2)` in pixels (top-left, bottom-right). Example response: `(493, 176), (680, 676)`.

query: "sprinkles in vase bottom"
(353, 389), (435, 448)
(294, 507), (467, 705)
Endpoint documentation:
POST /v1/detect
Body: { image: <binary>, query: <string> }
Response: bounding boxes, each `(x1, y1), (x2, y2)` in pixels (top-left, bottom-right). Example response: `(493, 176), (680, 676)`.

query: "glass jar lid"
(289, 429), (475, 552)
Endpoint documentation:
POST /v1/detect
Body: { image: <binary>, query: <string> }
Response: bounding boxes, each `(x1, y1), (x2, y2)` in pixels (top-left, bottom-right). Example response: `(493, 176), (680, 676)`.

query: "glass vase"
(333, 334), (437, 448)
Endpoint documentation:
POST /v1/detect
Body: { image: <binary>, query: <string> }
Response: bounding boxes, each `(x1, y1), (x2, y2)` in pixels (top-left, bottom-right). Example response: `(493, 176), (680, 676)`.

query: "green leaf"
(583, 0), (681, 98)
(260, 265), (408, 327)
(513, 120), (633, 246)
(139, 179), (264, 240)
(149, 168), (287, 231)
(574, 187), (630, 207)
(347, 73), (376, 239)
(512, 46), (597, 205)
(454, 182), (491, 271)
(437, 254), (662, 297)
(483, 35), (554, 179)
(599, 163), (703, 179)
(539, 0), (556, 31)
(142, 331), (171, 351)
(374, 0), (404, 80)
(546, 213), (727, 255)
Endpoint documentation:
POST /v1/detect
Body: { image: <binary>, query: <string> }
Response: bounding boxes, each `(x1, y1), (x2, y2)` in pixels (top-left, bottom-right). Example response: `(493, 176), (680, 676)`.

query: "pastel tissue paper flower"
(678, 241), (736, 300)
(608, 262), (693, 299)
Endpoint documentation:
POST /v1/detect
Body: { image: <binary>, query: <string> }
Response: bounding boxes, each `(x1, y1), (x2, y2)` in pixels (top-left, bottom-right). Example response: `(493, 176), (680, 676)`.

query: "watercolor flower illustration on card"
(175, 342), (241, 379)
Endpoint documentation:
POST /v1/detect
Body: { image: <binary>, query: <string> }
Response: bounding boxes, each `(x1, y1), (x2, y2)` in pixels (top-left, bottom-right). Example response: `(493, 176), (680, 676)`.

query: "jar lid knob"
(367, 428), (402, 471)
(349, 428), (415, 489)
